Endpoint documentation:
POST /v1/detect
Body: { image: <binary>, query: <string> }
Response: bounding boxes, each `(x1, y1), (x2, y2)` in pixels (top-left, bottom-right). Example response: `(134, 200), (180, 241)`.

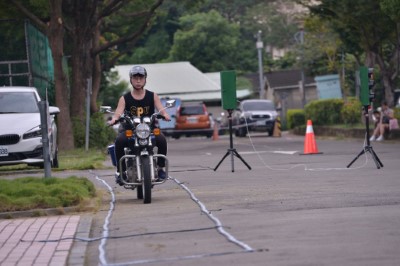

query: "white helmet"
(129, 66), (147, 78)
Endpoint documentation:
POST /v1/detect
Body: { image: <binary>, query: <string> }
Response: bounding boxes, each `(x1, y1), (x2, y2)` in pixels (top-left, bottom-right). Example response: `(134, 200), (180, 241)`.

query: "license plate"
(187, 117), (198, 123)
(0, 146), (8, 157)
(256, 120), (266, 126)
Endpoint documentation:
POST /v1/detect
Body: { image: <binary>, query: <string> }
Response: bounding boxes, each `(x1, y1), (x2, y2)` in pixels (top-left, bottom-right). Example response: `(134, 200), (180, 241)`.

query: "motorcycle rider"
(109, 65), (171, 185)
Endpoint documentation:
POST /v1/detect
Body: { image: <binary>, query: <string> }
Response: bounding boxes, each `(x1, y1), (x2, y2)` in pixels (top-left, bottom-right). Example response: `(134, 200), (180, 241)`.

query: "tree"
(8, 0), (164, 150)
(168, 10), (240, 72)
(305, 0), (399, 105)
(9, 0), (75, 150)
(61, 0), (164, 119)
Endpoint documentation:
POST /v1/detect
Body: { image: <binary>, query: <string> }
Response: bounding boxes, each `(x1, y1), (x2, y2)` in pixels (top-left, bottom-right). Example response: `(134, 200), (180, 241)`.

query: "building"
(112, 61), (252, 104)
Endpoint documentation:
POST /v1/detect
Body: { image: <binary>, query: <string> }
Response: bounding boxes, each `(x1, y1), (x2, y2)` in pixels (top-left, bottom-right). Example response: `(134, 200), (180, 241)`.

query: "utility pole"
(256, 30), (264, 99)
(295, 27), (305, 107)
(85, 78), (92, 151)
(299, 28), (305, 107)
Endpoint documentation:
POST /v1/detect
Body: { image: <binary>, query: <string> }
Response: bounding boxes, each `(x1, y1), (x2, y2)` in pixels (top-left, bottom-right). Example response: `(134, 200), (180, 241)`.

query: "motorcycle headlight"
(136, 123), (151, 139)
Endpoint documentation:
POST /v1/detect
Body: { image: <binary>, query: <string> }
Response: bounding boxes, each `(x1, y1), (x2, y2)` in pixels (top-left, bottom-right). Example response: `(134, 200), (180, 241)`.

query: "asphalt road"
(80, 132), (400, 266)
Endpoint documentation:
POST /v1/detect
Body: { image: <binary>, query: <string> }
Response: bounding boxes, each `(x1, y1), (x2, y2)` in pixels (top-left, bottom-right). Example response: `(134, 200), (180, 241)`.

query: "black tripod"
(347, 105), (383, 169)
(214, 109), (251, 172)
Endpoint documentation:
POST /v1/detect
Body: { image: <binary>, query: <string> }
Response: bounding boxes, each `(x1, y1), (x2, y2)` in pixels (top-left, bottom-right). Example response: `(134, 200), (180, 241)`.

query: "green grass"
(0, 176), (96, 212)
(0, 148), (108, 213)
(57, 148), (108, 170)
(0, 148), (108, 172)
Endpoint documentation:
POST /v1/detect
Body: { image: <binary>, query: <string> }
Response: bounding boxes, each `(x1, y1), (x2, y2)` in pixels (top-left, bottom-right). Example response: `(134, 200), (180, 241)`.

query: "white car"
(0, 87), (60, 168)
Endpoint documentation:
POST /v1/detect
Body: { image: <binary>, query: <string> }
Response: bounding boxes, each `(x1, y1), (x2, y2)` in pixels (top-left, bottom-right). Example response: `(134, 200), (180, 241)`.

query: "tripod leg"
(347, 149), (366, 168)
(368, 147), (384, 169)
(230, 150), (235, 172)
(214, 151), (231, 171)
(233, 150), (252, 170)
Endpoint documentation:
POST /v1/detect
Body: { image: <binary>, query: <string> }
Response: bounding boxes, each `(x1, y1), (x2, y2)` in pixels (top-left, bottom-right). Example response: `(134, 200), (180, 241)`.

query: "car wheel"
(238, 126), (247, 137)
(52, 149), (59, 168)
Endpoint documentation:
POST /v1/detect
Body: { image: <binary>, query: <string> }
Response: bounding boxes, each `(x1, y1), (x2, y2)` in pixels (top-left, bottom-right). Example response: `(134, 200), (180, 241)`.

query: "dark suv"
(232, 99), (278, 137)
(173, 101), (214, 139)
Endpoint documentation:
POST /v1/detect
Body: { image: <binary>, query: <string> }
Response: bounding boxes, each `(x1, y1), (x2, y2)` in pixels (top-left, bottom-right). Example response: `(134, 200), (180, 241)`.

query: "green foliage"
(308, 0), (399, 103)
(99, 71), (129, 109)
(304, 98), (344, 125)
(72, 112), (116, 149)
(341, 97), (362, 125)
(0, 176), (95, 212)
(168, 10), (240, 72)
(394, 107), (400, 120)
(287, 109), (306, 129)
(89, 112), (117, 149)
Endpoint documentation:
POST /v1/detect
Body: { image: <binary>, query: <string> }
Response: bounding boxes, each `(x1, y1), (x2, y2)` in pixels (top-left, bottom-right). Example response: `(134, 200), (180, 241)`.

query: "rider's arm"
(154, 93), (171, 121)
(110, 96), (125, 124)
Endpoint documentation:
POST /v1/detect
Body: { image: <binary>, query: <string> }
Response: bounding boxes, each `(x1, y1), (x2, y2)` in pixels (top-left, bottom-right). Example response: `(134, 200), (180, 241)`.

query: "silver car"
(0, 87), (60, 168)
(232, 99), (278, 137)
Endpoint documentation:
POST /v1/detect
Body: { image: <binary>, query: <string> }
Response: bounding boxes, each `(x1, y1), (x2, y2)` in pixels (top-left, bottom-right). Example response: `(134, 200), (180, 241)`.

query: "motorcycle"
(106, 99), (176, 204)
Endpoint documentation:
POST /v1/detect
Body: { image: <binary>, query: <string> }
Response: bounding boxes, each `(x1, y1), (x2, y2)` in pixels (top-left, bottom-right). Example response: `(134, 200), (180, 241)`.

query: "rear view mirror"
(166, 99), (176, 108)
(100, 106), (112, 113)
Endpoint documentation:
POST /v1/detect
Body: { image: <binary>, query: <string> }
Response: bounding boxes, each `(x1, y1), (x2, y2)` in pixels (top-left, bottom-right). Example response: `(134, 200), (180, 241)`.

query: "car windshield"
(242, 101), (275, 111)
(180, 106), (204, 115)
(0, 92), (39, 113)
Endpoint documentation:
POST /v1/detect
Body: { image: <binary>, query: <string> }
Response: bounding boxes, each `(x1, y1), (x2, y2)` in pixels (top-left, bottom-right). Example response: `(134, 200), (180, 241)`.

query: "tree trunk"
(48, 0), (75, 150)
(91, 23), (101, 113)
(70, 2), (95, 122)
(70, 40), (91, 121)
(375, 53), (395, 106)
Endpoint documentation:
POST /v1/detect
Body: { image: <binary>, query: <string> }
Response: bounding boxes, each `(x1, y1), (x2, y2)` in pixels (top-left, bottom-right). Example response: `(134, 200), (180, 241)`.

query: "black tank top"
(123, 90), (155, 117)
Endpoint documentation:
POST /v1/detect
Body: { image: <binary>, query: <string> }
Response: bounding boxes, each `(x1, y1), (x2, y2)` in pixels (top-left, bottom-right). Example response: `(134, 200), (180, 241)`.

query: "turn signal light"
(125, 130), (133, 138)
(153, 128), (161, 136)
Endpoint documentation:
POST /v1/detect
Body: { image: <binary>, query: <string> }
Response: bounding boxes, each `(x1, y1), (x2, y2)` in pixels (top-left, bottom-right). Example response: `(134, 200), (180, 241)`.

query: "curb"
(0, 200), (98, 220)
(68, 214), (93, 265)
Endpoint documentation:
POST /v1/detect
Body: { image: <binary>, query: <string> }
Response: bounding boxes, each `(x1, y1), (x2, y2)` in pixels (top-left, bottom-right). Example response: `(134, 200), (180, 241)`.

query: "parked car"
(0, 86), (60, 168)
(159, 97), (181, 137)
(173, 101), (214, 139)
(232, 99), (278, 137)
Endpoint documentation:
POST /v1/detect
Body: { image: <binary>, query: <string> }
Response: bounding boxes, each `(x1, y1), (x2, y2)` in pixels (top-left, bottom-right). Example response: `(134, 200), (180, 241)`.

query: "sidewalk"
(0, 214), (91, 265)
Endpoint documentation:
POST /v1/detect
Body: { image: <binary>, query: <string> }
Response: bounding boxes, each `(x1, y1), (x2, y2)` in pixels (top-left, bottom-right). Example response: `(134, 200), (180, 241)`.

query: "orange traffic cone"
(300, 120), (323, 155)
(212, 123), (219, 141)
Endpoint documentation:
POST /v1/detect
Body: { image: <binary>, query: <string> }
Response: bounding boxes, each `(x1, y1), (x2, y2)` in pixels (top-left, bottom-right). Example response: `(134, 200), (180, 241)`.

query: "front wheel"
(141, 156), (152, 204)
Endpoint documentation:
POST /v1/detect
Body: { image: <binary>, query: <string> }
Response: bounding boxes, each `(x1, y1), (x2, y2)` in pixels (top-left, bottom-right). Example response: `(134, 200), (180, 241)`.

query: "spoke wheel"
(141, 156), (152, 204)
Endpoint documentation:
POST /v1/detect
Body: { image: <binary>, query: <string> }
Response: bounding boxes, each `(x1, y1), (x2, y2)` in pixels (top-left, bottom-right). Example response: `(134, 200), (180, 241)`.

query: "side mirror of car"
(49, 106), (60, 115)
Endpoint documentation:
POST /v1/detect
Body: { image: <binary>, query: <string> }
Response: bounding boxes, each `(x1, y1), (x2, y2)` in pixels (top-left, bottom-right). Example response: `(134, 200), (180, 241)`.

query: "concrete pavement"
(1, 132), (400, 265)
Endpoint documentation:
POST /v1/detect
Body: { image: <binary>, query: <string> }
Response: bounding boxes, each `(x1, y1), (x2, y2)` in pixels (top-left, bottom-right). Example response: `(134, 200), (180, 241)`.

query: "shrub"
(394, 107), (400, 120)
(305, 99), (344, 125)
(287, 109), (305, 129)
(341, 97), (362, 125)
(73, 112), (116, 149)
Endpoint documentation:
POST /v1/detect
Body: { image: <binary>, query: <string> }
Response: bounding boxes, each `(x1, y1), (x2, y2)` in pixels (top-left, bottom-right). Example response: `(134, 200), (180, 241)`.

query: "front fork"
(119, 151), (169, 185)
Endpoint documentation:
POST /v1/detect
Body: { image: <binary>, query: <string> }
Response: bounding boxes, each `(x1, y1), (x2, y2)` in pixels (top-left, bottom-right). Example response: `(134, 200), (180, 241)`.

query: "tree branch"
(10, 0), (47, 32)
(92, 0), (163, 56)
(99, 0), (125, 19)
